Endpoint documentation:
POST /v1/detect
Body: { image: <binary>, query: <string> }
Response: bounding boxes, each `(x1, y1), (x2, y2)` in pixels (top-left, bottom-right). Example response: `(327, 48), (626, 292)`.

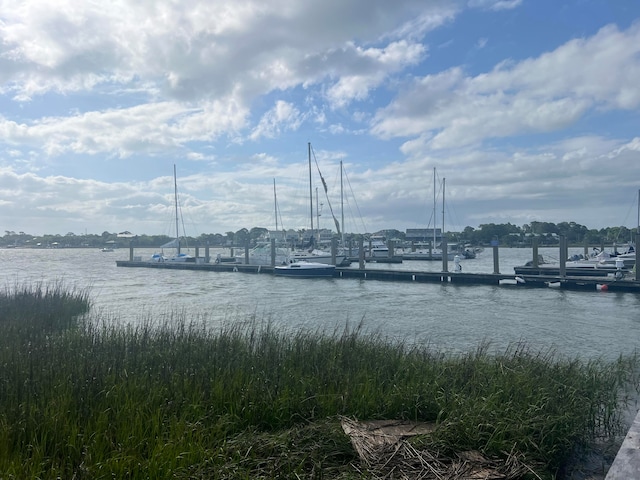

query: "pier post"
(492, 245), (499, 274)
(205, 245), (210, 263)
(195, 246), (199, 259)
(129, 241), (134, 261)
(559, 236), (567, 278)
(583, 239), (589, 258)
(442, 237), (448, 272)
(244, 242), (249, 265)
(388, 240), (394, 259)
(331, 237), (337, 265)
(271, 238), (276, 267)
(532, 237), (539, 267)
(359, 237), (365, 270)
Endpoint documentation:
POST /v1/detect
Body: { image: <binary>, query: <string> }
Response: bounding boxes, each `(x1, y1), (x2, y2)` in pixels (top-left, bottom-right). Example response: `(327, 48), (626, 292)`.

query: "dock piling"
(271, 238), (276, 267)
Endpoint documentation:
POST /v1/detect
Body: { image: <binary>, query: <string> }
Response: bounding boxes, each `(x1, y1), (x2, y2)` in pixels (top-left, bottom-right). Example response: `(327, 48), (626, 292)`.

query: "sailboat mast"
(316, 187), (320, 242)
(308, 142), (314, 243)
(442, 177), (445, 243)
(273, 178), (278, 232)
(340, 160), (345, 246)
(433, 167), (436, 249)
(173, 164), (180, 254)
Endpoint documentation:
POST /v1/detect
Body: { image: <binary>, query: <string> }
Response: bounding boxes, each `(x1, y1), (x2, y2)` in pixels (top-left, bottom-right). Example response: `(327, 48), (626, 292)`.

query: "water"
(2, 246), (639, 361)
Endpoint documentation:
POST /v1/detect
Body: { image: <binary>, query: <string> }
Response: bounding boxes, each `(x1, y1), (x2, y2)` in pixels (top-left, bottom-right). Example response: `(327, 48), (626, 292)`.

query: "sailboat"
(235, 179), (292, 266)
(403, 168), (455, 261)
(289, 142), (348, 266)
(150, 165), (195, 263)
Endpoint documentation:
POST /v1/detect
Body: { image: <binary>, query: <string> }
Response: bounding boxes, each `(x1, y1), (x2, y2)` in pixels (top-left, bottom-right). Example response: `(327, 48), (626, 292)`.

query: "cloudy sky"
(1, 0), (640, 237)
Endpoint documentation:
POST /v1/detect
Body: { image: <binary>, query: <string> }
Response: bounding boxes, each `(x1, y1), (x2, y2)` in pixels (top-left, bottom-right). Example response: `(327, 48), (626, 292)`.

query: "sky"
(1, 0), (640, 238)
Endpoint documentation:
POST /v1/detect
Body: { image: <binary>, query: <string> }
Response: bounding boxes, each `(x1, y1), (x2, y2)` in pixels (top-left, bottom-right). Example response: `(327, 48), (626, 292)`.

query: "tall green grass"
(0, 284), (637, 478)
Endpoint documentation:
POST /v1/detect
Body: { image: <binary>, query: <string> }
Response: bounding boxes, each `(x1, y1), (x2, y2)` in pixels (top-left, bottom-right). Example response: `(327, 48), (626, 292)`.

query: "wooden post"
(492, 245), (499, 274)
(244, 242), (249, 265)
(195, 246), (199, 259)
(442, 236), (448, 272)
(205, 245), (210, 263)
(559, 236), (567, 278)
(270, 238), (276, 267)
(388, 240), (394, 258)
(359, 237), (365, 270)
(532, 237), (539, 267)
(331, 237), (337, 265)
(583, 239), (589, 258)
(129, 241), (134, 261)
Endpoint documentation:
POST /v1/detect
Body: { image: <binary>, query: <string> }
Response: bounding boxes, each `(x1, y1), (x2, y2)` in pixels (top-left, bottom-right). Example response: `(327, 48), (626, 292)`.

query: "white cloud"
(0, 0), (450, 103)
(0, 99), (248, 157)
(250, 101), (302, 140)
(371, 23), (640, 150)
(326, 41), (426, 108)
(468, 0), (522, 11)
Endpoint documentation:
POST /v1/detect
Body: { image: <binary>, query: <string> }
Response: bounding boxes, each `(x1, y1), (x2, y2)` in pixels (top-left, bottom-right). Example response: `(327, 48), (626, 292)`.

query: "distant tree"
(235, 228), (249, 246)
(249, 227), (268, 243)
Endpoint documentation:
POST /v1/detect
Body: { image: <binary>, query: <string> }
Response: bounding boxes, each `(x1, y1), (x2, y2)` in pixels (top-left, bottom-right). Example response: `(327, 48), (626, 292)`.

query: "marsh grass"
(0, 284), (637, 478)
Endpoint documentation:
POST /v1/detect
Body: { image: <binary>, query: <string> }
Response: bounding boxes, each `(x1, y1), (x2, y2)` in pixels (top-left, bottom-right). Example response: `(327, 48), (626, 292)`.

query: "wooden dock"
(115, 259), (640, 293)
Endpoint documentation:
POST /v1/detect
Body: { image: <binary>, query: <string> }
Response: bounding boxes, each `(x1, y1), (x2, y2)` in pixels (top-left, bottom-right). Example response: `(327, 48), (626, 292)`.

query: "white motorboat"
(235, 243), (290, 265)
(514, 246), (636, 277)
(290, 248), (348, 266)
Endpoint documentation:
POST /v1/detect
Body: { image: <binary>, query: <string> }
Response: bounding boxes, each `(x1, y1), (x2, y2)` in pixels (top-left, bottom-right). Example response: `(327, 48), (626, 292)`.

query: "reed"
(0, 285), (637, 478)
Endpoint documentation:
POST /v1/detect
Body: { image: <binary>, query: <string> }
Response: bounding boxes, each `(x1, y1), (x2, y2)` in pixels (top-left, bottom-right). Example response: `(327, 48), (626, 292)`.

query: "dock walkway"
(115, 259), (640, 293)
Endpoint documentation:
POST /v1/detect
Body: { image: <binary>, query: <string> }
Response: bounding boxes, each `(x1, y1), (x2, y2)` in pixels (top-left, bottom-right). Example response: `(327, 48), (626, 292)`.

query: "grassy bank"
(0, 285), (637, 478)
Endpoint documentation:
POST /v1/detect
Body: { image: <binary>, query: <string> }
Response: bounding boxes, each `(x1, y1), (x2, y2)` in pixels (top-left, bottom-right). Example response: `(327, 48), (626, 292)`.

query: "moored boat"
(514, 250), (635, 277)
(274, 261), (336, 278)
(150, 165), (196, 263)
(235, 243), (290, 265)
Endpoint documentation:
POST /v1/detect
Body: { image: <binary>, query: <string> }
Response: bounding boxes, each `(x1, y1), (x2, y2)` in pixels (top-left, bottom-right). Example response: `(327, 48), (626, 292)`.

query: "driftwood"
(340, 417), (539, 480)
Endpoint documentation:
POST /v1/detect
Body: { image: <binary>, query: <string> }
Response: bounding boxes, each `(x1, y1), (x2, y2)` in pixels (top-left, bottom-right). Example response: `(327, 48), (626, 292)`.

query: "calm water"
(2, 246), (640, 361)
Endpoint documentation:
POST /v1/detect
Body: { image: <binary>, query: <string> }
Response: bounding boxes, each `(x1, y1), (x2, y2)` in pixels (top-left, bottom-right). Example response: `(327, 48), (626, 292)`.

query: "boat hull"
(290, 252), (349, 266)
(514, 265), (631, 277)
(274, 262), (336, 278)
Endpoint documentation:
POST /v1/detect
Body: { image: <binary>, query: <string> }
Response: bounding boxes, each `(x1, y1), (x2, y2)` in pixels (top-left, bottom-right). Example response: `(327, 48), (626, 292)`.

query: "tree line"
(2, 221), (638, 249)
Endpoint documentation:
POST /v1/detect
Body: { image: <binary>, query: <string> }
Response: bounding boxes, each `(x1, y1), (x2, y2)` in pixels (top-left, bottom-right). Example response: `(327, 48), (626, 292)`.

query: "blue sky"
(1, 0), (640, 237)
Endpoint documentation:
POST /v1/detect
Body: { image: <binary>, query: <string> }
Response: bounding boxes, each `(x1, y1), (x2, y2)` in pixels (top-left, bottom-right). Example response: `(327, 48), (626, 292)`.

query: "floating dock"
(116, 236), (640, 293)
(115, 259), (640, 293)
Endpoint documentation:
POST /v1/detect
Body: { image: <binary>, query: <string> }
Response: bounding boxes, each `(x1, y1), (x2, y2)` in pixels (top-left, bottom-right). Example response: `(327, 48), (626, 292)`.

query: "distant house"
(405, 228), (442, 244)
(301, 228), (334, 246)
(265, 229), (303, 245)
